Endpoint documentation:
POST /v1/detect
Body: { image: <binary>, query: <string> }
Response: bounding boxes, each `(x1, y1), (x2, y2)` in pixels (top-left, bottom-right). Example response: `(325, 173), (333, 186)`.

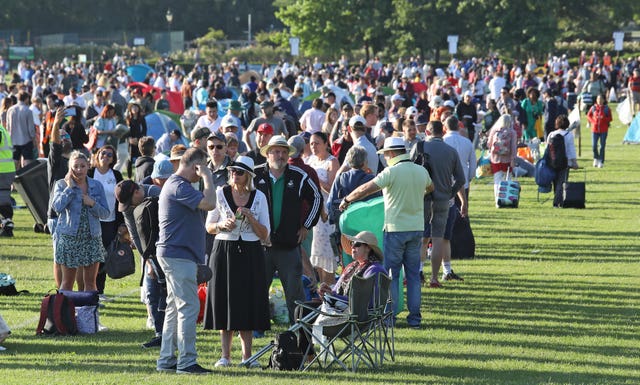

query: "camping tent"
(126, 64), (155, 83)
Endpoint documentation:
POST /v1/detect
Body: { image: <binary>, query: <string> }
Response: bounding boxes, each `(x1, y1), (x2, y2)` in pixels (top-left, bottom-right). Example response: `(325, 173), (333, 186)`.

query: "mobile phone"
(65, 107), (77, 117)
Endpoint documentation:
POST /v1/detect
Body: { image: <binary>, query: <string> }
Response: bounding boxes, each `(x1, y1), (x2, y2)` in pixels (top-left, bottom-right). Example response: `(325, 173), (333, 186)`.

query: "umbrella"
(126, 64), (155, 83)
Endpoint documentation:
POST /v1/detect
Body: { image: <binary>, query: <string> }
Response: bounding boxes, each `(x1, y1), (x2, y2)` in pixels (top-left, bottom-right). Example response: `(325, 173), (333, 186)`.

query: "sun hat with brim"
(377, 137), (407, 154)
(345, 231), (383, 261)
(227, 100), (245, 111)
(228, 155), (255, 177)
(259, 135), (297, 157)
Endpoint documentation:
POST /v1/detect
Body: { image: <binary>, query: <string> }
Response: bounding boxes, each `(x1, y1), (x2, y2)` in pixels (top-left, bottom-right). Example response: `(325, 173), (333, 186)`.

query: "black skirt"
(203, 238), (271, 331)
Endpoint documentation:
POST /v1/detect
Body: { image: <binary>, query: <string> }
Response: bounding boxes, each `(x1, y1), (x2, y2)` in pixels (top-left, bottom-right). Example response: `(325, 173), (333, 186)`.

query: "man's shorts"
(423, 199), (450, 238)
(12, 141), (35, 161)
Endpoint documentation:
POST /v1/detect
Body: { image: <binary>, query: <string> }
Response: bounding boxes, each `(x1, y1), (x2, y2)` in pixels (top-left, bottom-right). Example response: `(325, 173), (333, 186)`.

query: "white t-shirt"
(92, 168), (117, 222)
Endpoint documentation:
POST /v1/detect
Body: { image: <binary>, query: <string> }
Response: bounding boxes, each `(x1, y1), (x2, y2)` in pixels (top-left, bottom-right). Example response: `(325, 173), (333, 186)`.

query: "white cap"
(349, 115), (367, 128)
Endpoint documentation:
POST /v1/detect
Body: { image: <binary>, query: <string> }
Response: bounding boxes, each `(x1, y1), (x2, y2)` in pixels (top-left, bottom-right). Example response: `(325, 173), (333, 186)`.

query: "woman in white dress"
(306, 132), (340, 285)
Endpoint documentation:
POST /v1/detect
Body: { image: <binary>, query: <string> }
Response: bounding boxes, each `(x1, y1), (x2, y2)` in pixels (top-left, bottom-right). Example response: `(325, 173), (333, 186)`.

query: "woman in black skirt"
(204, 155), (270, 368)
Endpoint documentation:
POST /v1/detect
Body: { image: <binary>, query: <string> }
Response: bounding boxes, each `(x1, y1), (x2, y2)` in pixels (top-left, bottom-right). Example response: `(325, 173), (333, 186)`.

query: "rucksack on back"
(36, 292), (77, 336)
(491, 128), (510, 156)
(547, 132), (568, 170)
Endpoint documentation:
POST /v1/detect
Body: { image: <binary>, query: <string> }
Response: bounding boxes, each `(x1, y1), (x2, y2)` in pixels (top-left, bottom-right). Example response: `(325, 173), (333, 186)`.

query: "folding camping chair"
(294, 274), (378, 372)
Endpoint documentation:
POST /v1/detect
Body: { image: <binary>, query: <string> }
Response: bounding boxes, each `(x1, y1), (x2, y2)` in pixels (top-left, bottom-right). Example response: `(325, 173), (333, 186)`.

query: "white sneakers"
(214, 358), (230, 367)
(593, 159), (603, 168)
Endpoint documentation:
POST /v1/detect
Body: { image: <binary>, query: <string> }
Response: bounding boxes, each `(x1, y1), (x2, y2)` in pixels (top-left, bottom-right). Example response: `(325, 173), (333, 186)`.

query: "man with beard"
(253, 136), (322, 324)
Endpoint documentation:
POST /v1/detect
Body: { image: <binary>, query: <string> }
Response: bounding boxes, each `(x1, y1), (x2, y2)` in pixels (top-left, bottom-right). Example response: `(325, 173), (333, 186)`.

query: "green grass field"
(1, 108), (639, 384)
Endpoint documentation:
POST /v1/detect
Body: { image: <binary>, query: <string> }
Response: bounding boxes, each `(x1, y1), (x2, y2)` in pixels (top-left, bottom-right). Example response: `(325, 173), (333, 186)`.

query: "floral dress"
(307, 154), (337, 274)
(55, 206), (106, 268)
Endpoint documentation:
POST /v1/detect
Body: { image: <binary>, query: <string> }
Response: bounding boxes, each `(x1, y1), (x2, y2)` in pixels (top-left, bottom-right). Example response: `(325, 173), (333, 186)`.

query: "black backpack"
(546, 132), (568, 170)
(268, 331), (304, 370)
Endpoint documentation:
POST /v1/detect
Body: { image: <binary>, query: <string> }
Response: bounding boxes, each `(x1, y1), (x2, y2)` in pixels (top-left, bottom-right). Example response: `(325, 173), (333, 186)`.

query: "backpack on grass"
(268, 331), (304, 370)
(36, 291), (77, 336)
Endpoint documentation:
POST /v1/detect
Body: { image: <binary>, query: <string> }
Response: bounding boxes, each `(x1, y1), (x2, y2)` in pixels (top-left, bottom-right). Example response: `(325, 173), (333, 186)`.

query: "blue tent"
(623, 114), (640, 144)
(126, 64), (155, 83)
(145, 112), (188, 145)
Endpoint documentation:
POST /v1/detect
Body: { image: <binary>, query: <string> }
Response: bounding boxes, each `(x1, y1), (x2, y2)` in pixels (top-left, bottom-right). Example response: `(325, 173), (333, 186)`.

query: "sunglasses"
(61, 134), (71, 140)
(230, 169), (246, 176)
(100, 152), (114, 158)
(208, 144), (225, 150)
(352, 242), (364, 248)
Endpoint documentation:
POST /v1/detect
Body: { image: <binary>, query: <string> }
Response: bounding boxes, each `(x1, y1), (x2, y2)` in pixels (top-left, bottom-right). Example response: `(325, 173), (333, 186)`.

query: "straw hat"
(259, 135), (296, 157)
(344, 231), (383, 261)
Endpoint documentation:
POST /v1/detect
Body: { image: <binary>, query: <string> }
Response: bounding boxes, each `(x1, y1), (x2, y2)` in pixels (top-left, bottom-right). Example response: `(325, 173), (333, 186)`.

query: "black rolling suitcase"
(562, 169), (586, 209)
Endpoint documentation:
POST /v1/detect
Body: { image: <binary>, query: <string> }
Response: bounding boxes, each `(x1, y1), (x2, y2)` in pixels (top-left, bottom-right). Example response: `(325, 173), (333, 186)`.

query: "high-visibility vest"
(0, 125), (16, 174)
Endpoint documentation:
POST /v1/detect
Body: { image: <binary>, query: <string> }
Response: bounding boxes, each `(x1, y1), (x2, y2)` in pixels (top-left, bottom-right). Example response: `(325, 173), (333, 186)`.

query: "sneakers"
(214, 358), (231, 368)
(156, 364), (177, 373)
(0, 219), (13, 237)
(97, 322), (108, 332)
(593, 159), (598, 167)
(429, 281), (442, 288)
(141, 336), (162, 349)
(176, 363), (213, 375)
(442, 271), (464, 281)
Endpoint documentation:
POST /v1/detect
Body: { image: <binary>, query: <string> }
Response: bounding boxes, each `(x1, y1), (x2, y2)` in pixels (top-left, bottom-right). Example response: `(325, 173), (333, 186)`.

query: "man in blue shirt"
(155, 147), (215, 375)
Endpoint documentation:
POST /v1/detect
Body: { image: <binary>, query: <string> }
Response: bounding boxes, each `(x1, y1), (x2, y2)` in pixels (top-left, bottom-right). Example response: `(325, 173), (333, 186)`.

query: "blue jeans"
(145, 264), (167, 336)
(383, 231), (423, 326)
(157, 257), (199, 370)
(592, 132), (608, 163)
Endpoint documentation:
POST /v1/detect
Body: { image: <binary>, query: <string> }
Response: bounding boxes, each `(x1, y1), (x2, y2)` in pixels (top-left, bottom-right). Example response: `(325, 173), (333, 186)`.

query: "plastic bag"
(475, 150), (492, 179)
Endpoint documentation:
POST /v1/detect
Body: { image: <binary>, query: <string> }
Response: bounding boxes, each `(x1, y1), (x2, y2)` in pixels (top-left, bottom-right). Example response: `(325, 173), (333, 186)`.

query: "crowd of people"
(1, 49), (639, 373)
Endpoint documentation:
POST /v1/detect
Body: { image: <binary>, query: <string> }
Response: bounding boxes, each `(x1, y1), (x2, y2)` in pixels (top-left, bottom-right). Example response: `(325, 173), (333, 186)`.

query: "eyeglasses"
(100, 152), (114, 158)
(208, 144), (225, 150)
(230, 169), (245, 176)
(352, 242), (364, 248)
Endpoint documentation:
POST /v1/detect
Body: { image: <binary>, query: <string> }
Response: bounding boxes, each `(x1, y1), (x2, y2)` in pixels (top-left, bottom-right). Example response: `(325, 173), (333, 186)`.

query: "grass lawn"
(1, 107), (639, 384)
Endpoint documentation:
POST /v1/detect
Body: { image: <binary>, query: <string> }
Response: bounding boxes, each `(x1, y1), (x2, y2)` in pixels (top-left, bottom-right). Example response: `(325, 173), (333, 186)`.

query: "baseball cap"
(151, 159), (174, 180)
(257, 123), (274, 134)
(190, 126), (211, 141)
(349, 115), (366, 128)
(115, 180), (139, 212)
(221, 115), (237, 129)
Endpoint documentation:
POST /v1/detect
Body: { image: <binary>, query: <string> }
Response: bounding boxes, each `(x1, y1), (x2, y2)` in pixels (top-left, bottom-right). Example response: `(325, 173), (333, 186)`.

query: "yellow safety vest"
(0, 125), (16, 174)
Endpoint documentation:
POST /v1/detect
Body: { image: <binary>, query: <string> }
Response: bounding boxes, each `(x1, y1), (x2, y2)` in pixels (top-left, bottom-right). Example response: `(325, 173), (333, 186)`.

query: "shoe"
(241, 360), (261, 369)
(156, 364), (176, 373)
(597, 160), (604, 168)
(98, 294), (112, 302)
(142, 336), (162, 348)
(98, 322), (108, 332)
(442, 271), (464, 281)
(214, 358), (231, 368)
(176, 363), (213, 375)
(593, 159), (598, 167)
(429, 281), (442, 288)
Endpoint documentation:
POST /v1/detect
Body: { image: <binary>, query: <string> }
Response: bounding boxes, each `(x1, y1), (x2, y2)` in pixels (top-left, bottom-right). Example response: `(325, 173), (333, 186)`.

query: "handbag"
(105, 237), (135, 279)
(475, 150), (492, 179)
(85, 126), (98, 151)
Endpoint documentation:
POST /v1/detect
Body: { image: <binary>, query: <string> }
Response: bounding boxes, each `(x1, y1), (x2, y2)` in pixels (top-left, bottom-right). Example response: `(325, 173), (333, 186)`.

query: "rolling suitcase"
(496, 170), (520, 208)
(562, 168), (586, 208)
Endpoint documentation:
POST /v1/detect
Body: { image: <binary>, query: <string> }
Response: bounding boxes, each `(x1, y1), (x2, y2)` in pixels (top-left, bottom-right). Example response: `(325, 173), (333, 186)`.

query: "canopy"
(126, 64), (155, 83)
(128, 82), (185, 115)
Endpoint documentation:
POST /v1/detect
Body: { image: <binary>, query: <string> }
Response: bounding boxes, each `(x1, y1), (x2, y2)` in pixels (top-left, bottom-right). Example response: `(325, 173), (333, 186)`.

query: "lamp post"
(165, 9), (173, 53)
(165, 9), (173, 32)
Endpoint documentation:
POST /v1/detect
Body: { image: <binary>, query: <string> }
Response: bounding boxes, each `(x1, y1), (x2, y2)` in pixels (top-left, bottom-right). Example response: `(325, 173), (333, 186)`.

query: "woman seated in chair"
(316, 230), (386, 304)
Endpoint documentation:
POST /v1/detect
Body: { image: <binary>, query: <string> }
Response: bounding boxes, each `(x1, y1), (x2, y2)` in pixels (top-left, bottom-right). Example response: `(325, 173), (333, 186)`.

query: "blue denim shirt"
(51, 177), (110, 238)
